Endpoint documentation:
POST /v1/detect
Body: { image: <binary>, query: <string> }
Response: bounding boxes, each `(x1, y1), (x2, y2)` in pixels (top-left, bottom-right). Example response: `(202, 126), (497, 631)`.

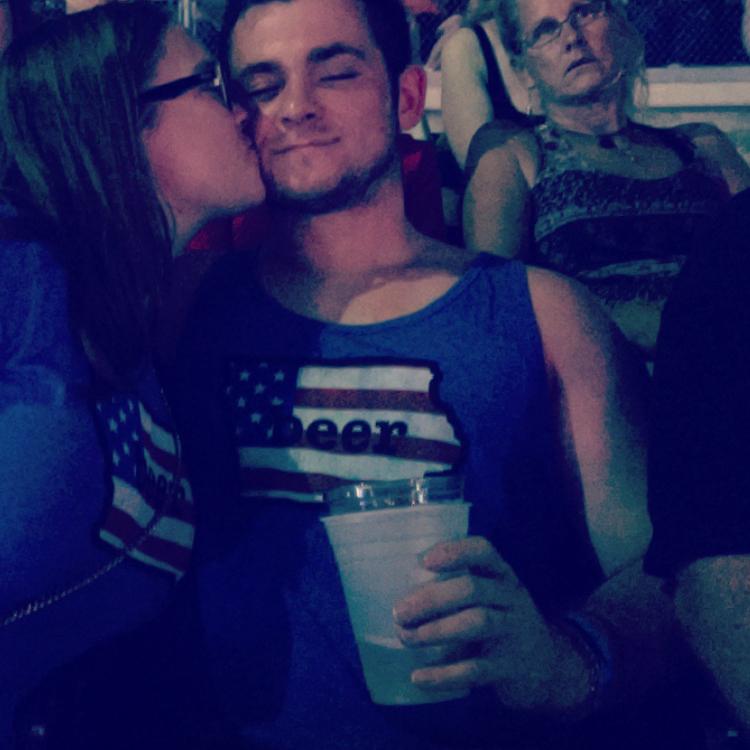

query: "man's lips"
(271, 138), (339, 155)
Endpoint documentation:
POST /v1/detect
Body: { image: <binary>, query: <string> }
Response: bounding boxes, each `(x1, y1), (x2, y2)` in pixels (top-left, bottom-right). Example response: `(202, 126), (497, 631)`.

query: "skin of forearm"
(676, 555), (750, 731)
(576, 561), (680, 708)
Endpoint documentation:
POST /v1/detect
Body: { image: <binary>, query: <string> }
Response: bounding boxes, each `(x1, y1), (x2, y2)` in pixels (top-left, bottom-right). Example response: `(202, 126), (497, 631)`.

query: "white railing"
(421, 65), (750, 163)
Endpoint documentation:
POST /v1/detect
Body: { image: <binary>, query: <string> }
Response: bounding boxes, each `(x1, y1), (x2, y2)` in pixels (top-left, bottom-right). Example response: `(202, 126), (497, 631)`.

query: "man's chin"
(263, 151), (399, 216)
(268, 178), (390, 216)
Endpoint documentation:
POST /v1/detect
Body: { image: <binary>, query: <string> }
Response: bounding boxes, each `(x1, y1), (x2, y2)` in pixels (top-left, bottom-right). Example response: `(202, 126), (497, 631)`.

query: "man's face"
(229, 0), (400, 213)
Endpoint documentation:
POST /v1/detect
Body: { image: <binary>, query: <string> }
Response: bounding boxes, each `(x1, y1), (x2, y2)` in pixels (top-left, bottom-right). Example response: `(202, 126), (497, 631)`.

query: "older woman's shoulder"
(669, 121), (750, 195)
(466, 119), (540, 180)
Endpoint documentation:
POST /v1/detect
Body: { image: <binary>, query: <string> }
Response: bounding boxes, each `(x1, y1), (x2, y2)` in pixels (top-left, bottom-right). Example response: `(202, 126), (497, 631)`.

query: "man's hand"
(393, 536), (592, 713)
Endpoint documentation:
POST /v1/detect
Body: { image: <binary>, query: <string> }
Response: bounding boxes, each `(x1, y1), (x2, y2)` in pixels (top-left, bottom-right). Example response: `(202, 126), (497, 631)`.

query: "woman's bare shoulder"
(466, 121), (539, 184)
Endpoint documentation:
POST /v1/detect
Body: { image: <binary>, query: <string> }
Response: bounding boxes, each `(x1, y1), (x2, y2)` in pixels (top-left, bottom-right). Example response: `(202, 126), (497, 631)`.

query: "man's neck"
(255, 176), (471, 325)
(262, 176), (421, 278)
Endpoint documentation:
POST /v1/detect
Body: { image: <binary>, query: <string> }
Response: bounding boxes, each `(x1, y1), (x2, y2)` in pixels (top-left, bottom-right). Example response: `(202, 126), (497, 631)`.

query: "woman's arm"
(463, 130), (534, 257)
(440, 27), (494, 169)
(0, 239), (108, 606)
(678, 122), (750, 196)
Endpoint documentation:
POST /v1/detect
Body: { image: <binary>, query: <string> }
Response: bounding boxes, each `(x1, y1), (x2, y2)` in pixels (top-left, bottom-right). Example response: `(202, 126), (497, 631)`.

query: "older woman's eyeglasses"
(523, 0), (609, 51)
(138, 60), (230, 109)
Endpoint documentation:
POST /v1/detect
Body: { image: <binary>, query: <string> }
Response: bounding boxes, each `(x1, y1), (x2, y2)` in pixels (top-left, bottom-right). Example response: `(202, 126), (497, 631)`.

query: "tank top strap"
(630, 121), (697, 166)
(532, 120), (589, 182)
(471, 23), (518, 122)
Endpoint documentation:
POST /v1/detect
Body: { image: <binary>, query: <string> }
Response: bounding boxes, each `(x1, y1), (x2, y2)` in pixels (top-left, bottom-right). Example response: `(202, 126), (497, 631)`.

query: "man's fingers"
(410, 656), (500, 691)
(420, 536), (513, 577)
(397, 604), (507, 646)
(394, 574), (510, 626)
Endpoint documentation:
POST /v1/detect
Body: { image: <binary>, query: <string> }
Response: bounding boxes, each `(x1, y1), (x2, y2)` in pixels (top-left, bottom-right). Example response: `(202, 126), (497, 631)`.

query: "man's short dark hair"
(221, 0), (412, 95)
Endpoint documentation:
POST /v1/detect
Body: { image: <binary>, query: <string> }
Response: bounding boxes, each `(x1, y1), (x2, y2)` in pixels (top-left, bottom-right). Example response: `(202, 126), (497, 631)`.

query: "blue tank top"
(176, 252), (604, 748)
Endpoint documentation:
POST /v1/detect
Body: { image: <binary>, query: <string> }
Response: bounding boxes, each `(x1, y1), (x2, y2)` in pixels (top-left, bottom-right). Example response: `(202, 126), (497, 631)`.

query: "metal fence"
(413, 0), (749, 66)
(28, 0), (750, 66)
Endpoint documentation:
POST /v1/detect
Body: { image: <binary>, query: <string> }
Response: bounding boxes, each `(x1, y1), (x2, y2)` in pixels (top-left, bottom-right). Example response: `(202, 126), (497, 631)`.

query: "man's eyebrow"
(308, 43), (366, 64)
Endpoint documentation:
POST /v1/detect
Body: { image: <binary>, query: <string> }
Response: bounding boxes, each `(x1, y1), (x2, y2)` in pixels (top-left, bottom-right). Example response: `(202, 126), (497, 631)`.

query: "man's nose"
(277, 76), (318, 125)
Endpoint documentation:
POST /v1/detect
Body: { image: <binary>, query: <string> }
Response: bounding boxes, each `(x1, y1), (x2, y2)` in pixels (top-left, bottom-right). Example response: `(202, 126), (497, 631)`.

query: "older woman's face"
(516, 0), (629, 106)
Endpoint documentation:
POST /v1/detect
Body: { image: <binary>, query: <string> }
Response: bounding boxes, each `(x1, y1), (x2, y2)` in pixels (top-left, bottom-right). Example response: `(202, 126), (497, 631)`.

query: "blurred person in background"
(646, 185), (750, 747)
(0, 3), (264, 746)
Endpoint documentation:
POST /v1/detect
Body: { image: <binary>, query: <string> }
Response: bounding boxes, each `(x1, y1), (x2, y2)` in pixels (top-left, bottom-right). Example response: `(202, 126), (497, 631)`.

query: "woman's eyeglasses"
(138, 60), (230, 109)
(523, 0), (609, 51)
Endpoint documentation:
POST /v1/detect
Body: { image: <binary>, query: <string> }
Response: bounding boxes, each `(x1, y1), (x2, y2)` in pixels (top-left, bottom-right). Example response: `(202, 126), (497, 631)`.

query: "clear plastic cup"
(322, 476), (470, 705)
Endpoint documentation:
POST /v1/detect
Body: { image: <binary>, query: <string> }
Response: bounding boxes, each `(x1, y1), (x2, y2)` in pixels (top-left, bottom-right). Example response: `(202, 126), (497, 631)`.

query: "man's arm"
(526, 268), (669, 710)
(528, 268), (651, 577)
(395, 269), (671, 716)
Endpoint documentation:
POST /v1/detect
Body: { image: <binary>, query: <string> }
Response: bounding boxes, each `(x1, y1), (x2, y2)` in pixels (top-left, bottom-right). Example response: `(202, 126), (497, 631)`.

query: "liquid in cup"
(322, 476), (470, 705)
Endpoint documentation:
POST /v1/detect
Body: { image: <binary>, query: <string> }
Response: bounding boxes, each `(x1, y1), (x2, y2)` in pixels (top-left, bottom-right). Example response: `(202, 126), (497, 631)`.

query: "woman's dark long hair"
(0, 2), (172, 380)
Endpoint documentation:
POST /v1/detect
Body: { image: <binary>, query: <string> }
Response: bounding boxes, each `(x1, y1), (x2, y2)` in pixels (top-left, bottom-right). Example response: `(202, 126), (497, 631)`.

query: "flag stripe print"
(96, 397), (193, 577)
(228, 361), (462, 503)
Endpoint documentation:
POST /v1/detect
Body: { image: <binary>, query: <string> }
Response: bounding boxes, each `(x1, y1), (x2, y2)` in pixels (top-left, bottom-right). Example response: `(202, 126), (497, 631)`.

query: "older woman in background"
(464, 0), (750, 361)
(0, 3), (263, 745)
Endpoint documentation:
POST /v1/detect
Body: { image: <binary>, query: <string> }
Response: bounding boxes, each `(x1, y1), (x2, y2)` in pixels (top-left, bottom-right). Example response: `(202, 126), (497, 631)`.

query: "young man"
(172, 0), (691, 746)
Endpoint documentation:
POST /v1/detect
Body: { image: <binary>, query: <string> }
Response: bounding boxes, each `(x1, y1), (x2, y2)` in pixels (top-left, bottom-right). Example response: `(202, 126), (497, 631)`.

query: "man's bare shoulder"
(526, 266), (608, 330)
(374, 239), (480, 313)
(526, 266), (624, 372)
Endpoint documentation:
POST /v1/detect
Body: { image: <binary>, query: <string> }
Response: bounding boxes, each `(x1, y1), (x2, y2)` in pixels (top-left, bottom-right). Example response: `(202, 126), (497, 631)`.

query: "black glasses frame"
(138, 61), (230, 108)
(523, 0), (609, 51)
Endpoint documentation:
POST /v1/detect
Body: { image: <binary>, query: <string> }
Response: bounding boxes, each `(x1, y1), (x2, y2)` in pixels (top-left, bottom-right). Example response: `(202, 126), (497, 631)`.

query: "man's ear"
(396, 64), (427, 132)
